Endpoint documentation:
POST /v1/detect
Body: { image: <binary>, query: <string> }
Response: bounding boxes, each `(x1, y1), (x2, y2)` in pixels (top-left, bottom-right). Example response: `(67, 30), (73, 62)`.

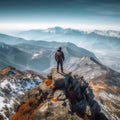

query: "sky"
(0, 0), (120, 31)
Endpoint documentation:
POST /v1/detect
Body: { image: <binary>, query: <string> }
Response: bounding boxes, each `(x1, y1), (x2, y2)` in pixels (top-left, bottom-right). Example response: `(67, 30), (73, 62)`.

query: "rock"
(0, 114), (5, 120)
(51, 68), (69, 88)
(53, 89), (66, 101)
(85, 105), (91, 116)
(90, 100), (101, 116)
(32, 99), (73, 120)
(9, 68), (108, 120)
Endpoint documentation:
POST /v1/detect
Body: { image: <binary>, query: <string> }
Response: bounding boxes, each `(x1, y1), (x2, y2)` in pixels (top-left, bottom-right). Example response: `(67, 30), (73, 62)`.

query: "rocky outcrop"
(69, 56), (120, 120)
(0, 66), (44, 120)
(10, 68), (108, 120)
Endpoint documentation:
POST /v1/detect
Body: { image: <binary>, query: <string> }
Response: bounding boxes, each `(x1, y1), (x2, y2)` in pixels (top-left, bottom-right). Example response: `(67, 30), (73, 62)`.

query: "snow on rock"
(97, 91), (120, 120)
(32, 51), (44, 59)
(0, 75), (42, 120)
(32, 53), (40, 59)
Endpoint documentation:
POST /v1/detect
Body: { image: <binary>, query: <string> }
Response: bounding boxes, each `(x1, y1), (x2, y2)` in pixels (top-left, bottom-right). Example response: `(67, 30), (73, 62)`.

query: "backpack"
(55, 51), (63, 61)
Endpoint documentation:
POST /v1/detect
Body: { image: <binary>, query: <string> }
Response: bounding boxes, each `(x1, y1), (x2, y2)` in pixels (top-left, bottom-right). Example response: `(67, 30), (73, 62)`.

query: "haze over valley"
(1, 27), (119, 72)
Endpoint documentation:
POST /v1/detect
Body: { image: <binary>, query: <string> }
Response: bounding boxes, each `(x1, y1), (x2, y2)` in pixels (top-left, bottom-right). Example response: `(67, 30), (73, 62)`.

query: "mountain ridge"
(0, 41), (98, 72)
(9, 68), (108, 120)
(16, 27), (120, 39)
(0, 55), (120, 120)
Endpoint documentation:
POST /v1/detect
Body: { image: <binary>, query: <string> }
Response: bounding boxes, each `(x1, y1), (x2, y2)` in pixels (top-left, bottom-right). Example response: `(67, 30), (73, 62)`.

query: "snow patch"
(0, 77), (42, 119)
(32, 51), (43, 59)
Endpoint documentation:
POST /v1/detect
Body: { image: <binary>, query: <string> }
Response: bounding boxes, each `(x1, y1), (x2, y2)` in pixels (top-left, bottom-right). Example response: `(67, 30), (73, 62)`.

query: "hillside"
(14, 27), (120, 72)
(0, 41), (97, 72)
(0, 33), (26, 45)
(0, 56), (120, 120)
(10, 68), (108, 120)
(0, 66), (44, 120)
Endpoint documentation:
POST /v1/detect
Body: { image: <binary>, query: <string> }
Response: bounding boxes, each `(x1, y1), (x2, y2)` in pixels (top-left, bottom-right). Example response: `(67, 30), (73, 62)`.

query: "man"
(55, 47), (65, 72)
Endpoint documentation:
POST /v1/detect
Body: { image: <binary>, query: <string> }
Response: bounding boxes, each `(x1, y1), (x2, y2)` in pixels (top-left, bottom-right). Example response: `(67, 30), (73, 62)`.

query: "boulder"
(53, 89), (66, 101)
(32, 99), (73, 120)
(51, 68), (69, 88)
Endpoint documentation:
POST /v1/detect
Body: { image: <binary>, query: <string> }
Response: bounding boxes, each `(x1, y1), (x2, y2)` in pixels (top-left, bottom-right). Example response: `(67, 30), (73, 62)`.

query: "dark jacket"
(55, 50), (64, 62)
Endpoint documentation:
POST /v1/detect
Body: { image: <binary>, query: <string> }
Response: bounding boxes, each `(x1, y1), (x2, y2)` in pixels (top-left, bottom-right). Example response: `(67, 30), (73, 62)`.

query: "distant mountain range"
(0, 39), (97, 72)
(1, 27), (120, 51)
(0, 33), (25, 45)
(0, 28), (120, 120)
(15, 27), (120, 50)
(0, 27), (120, 72)
(16, 27), (120, 39)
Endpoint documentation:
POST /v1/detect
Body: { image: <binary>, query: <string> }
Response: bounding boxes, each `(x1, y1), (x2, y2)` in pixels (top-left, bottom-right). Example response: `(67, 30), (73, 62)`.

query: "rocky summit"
(9, 68), (108, 120)
(0, 56), (120, 120)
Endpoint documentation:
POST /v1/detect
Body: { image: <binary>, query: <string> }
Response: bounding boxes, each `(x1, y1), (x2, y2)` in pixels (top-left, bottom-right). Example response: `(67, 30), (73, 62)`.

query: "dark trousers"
(57, 61), (63, 72)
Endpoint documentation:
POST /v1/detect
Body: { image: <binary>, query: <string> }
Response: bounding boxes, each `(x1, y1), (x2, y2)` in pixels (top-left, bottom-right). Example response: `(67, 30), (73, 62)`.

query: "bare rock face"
(10, 68), (108, 120)
(0, 66), (44, 120)
(51, 68), (69, 88)
(33, 100), (72, 120)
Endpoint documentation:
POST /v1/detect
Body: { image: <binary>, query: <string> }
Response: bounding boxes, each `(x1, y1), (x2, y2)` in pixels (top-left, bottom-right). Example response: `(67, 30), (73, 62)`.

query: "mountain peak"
(10, 68), (108, 120)
(80, 56), (101, 66)
(46, 26), (64, 34)
(48, 26), (63, 30)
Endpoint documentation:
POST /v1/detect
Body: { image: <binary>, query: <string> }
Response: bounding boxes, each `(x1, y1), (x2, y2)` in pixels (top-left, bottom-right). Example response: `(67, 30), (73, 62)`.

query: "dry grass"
(10, 103), (32, 120)
(44, 79), (52, 86)
(89, 81), (118, 94)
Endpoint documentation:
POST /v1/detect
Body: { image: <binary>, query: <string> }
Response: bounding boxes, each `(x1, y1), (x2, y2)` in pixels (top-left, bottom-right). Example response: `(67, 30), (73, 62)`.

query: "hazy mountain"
(0, 42), (31, 69)
(14, 27), (120, 72)
(15, 27), (85, 42)
(15, 27), (120, 53)
(0, 41), (98, 72)
(16, 27), (120, 51)
(0, 33), (26, 45)
(94, 30), (120, 38)
(0, 30), (120, 71)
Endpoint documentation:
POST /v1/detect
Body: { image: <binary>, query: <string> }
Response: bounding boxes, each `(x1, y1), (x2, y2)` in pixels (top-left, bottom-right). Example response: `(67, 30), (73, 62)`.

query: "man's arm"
(62, 52), (65, 61)
(55, 52), (57, 61)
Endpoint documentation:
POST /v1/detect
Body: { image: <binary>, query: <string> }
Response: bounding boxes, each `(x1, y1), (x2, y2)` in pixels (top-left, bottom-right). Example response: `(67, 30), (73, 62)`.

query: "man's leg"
(57, 61), (59, 72)
(60, 61), (63, 72)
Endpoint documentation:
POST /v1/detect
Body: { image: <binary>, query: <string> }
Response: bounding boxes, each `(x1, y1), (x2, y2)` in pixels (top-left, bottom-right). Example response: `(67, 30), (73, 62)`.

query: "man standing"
(55, 47), (65, 72)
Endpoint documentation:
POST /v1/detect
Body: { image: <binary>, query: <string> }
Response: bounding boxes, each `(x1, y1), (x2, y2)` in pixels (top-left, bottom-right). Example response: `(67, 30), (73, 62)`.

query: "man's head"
(58, 47), (62, 51)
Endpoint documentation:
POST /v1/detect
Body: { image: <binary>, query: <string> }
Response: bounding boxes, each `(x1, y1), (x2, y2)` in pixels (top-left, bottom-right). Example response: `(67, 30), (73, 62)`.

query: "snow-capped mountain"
(16, 27), (120, 50)
(13, 27), (120, 72)
(15, 27), (120, 42)
(1, 28), (120, 72)
(16, 27), (84, 40)
(0, 66), (44, 120)
(94, 30), (120, 38)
